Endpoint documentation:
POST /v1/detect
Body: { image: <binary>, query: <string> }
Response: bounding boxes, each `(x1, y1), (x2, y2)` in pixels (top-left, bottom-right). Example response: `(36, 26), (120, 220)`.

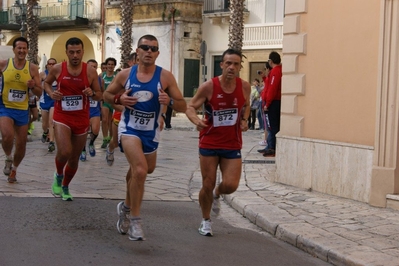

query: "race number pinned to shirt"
(128, 109), (155, 131)
(8, 89), (27, 102)
(61, 95), (83, 111)
(213, 108), (238, 127)
(89, 97), (98, 108)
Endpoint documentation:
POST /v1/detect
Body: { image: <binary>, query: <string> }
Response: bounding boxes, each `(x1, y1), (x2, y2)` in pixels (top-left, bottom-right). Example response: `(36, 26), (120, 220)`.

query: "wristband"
(114, 94), (121, 105)
(168, 98), (174, 107)
(161, 113), (166, 120)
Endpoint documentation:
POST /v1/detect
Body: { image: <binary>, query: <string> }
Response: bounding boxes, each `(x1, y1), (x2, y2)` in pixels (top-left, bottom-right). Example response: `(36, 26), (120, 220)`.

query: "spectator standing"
(258, 52), (282, 157)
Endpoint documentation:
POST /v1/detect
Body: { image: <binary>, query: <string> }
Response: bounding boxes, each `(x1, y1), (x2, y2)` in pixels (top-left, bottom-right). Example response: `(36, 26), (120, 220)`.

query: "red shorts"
(113, 111), (121, 125)
(53, 115), (89, 135)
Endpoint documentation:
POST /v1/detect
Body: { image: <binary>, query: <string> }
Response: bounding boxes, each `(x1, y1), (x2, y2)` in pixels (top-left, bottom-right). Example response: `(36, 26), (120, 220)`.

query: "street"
(0, 118), (328, 265)
(0, 198), (328, 266)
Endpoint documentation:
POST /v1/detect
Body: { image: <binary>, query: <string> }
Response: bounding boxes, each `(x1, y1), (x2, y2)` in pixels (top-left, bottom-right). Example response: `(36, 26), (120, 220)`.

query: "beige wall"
(297, 0), (380, 146)
(277, 0), (386, 203)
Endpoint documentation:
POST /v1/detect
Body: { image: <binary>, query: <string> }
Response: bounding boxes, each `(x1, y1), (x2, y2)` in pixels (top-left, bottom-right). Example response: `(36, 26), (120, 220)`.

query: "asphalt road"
(0, 197), (329, 266)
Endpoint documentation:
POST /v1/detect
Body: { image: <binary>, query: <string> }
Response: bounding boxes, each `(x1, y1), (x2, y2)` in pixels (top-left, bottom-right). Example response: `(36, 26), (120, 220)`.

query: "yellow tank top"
(2, 58), (31, 110)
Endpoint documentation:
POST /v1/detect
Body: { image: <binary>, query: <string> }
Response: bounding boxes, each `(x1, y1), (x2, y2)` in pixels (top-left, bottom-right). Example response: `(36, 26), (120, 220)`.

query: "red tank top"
(199, 77), (245, 150)
(53, 62), (90, 122)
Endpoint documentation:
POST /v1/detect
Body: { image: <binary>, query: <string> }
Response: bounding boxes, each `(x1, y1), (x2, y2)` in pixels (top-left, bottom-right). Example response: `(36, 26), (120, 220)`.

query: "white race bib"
(212, 108), (238, 127)
(127, 109), (155, 131)
(61, 95), (83, 111)
(89, 98), (98, 108)
(8, 89), (27, 102)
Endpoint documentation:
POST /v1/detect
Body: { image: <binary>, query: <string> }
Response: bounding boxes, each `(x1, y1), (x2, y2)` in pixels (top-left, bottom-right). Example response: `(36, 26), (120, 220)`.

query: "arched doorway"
(49, 31), (95, 63)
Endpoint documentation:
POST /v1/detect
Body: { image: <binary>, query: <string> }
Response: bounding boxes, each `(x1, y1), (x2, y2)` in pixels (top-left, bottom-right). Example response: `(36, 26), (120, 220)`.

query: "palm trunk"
(120, 0), (134, 67)
(228, 0), (245, 52)
(27, 0), (39, 65)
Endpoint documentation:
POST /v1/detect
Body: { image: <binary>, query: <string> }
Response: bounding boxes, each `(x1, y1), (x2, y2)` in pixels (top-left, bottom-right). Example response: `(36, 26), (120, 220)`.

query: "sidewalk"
(2, 113), (399, 266)
(181, 113), (399, 266)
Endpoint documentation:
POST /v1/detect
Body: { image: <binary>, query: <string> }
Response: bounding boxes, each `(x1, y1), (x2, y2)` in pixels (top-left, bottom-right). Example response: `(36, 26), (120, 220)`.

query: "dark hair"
(13, 37), (29, 49)
(254, 78), (260, 83)
(47, 58), (57, 64)
(127, 52), (137, 61)
(66, 37), (84, 49)
(87, 59), (98, 64)
(123, 63), (130, 69)
(105, 57), (117, 65)
(221, 48), (243, 61)
(265, 61), (272, 70)
(101, 62), (106, 67)
(137, 34), (158, 46)
(269, 51), (281, 65)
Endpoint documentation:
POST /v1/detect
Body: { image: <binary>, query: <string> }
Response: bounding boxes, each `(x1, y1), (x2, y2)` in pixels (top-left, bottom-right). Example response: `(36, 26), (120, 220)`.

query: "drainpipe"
(169, 7), (176, 73)
(101, 0), (106, 63)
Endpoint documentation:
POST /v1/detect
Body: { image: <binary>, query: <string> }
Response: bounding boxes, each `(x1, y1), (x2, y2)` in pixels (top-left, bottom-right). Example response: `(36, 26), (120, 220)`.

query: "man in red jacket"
(259, 51), (282, 157)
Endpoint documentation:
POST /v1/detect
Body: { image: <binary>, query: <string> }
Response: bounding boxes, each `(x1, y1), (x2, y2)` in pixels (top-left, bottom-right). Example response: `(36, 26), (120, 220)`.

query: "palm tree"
(26, 0), (40, 65)
(119, 0), (134, 67)
(228, 0), (245, 52)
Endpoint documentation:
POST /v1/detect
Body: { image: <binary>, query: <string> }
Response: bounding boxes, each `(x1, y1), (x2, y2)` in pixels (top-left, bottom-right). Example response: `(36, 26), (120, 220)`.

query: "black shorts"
(199, 148), (242, 159)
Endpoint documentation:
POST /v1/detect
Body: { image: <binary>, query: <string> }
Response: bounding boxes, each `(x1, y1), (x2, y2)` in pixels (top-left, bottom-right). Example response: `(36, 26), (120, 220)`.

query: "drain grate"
(242, 160), (275, 164)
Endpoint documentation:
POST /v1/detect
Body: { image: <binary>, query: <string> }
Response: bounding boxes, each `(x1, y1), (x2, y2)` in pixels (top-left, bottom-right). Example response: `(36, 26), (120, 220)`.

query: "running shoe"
(258, 140), (267, 146)
(106, 147), (114, 166)
(3, 159), (12, 175)
(116, 201), (130, 235)
(198, 219), (213, 236)
(88, 144), (96, 157)
(128, 218), (145, 241)
(212, 196), (221, 216)
(80, 151), (86, 162)
(48, 142), (55, 152)
(101, 139), (108, 149)
(61, 186), (73, 201)
(51, 172), (63, 195)
(41, 131), (48, 143)
(7, 169), (17, 183)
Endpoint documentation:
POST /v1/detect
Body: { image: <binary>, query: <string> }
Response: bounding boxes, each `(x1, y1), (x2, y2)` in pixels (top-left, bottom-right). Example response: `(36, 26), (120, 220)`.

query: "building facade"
(279, 0), (399, 208)
(0, 0), (102, 68)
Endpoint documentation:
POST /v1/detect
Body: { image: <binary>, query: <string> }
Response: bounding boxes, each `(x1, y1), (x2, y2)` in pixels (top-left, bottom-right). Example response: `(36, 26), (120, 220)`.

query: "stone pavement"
(1, 113), (399, 266)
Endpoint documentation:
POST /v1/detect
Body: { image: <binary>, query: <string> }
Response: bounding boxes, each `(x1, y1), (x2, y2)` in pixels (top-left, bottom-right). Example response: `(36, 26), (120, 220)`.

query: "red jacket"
(262, 64), (282, 108)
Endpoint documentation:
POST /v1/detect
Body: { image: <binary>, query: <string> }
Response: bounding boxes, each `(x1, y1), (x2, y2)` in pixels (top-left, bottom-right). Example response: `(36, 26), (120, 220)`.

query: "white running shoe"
(128, 218), (145, 241)
(212, 196), (221, 216)
(198, 219), (213, 236)
(258, 140), (267, 146)
(3, 159), (12, 176)
(116, 201), (130, 235)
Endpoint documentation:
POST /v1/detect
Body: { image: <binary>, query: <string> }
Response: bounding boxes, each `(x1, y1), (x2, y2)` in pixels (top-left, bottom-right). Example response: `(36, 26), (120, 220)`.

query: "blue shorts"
(119, 132), (159, 154)
(90, 106), (101, 118)
(40, 100), (54, 112)
(199, 148), (242, 159)
(0, 106), (29, 126)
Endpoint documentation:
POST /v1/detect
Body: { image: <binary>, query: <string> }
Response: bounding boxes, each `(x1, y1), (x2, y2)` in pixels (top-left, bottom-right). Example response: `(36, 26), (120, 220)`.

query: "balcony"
(243, 23), (283, 50)
(0, 1), (99, 31)
(203, 0), (249, 25)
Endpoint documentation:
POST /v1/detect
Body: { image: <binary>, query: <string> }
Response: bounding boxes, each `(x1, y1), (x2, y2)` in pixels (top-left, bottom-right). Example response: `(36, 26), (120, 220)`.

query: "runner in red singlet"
(186, 48), (251, 237)
(43, 37), (102, 201)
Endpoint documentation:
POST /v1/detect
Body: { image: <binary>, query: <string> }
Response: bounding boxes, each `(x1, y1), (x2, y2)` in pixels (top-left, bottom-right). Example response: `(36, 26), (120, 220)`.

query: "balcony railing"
(243, 23), (283, 49)
(204, 0), (249, 14)
(0, 0), (98, 25)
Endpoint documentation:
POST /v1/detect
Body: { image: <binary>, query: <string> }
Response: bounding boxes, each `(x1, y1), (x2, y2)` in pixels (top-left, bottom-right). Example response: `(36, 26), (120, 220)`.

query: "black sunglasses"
(138, 45), (159, 52)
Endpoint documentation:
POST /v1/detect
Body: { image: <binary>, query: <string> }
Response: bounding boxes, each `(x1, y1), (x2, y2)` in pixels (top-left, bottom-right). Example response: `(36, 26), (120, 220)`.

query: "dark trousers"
(266, 100), (281, 150)
(165, 106), (173, 128)
(248, 109), (257, 129)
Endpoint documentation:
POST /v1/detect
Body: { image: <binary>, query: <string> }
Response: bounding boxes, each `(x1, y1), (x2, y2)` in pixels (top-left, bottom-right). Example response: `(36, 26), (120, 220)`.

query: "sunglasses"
(138, 45), (159, 52)
(47, 63), (55, 65)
